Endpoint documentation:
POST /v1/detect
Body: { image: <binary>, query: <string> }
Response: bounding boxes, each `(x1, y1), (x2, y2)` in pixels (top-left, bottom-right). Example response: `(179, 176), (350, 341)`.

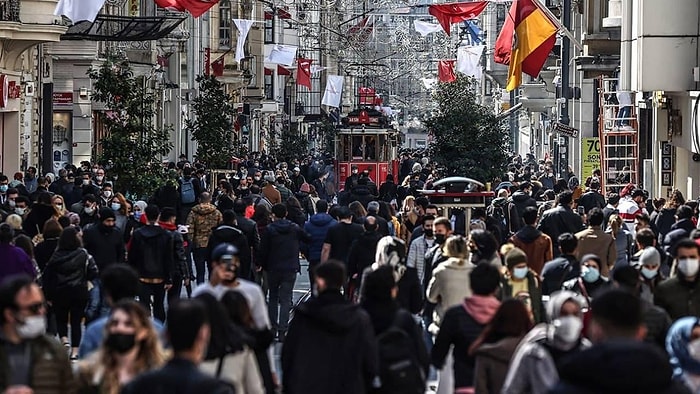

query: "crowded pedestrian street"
(1, 0), (700, 393)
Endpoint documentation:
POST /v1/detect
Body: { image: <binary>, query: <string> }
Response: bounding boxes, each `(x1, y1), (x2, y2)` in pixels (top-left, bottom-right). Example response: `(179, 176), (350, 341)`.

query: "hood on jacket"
(296, 291), (361, 333)
(192, 203), (218, 216)
(48, 248), (88, 276)
(267, 219), (295, 235)
(491, 197), (509, 207)
(671, 218), (695, 233)
(474, 336), (523, 363)
(546, 290), (587, 323)
(667, 316), (700, 378)
(212, 225), (244, 239)
(463, 295), (500, 325)
(137, 225), (168, 239)
(555, 340), (677, 393)
(515, 225), (543, 244)
(49, 248), (86, 266)
(511, 191), (532, 203)
(309, 212), (335, 227)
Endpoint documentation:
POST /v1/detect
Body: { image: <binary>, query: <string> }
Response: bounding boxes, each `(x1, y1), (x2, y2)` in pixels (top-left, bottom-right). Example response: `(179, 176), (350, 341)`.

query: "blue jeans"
(617, 106), (631, 126)
(267, 271), (297, 334)
(85, 279), (110, 323)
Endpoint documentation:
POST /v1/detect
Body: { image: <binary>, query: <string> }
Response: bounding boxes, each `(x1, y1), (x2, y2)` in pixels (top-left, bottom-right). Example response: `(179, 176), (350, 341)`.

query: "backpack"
(487, 203), (511, 243)
(180, 177), (196, 204)
(376, 312), (425, 394)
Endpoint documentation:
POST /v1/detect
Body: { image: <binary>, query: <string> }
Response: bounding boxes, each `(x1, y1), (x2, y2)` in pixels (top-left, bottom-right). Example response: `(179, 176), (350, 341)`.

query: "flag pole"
(532, 0), (584, 51)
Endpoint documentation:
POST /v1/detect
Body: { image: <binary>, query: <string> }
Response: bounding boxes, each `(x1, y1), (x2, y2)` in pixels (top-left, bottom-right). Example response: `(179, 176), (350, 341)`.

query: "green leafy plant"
(88, 52), (172, 199)
(424, 75), (510, 183)
(186, 74), (241, 169)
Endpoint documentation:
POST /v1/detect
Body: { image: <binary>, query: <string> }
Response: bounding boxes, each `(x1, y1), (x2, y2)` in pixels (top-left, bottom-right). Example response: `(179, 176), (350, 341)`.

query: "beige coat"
(575, 225), (617, 276)
(200, 347), (264, 394)
(426, 257), (474, 328)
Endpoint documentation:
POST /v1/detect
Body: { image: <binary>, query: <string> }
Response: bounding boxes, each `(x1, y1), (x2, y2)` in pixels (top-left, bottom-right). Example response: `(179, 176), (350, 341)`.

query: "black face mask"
(105, 333), (136, 353)
(434, 234), (446, 244)
(424, 229), (434, 237)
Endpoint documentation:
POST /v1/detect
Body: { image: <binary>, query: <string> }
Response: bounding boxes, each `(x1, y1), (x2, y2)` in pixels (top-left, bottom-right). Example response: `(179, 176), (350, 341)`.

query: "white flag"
(233, 19), (255, 63)
(456, 45), (486, 79)
(54, 0), (106, 23)
(311, 65), (328, 75)
(322, 75), (344, 108)
(421, 78), (437, 89)
(414, 20), (443, 37)
(264, 45), (298, 66)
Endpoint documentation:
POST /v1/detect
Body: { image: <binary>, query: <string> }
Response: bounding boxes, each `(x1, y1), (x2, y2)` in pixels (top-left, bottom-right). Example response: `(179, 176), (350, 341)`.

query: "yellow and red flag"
(494, 0), (558, 91)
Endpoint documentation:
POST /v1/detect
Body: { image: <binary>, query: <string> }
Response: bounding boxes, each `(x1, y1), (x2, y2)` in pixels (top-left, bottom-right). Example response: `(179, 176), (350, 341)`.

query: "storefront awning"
(62, 14), (186, 41)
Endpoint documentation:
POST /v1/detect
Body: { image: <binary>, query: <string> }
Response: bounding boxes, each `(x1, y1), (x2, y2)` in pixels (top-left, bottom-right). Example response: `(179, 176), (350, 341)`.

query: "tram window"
(352, 136), (364, 159)
(365, 136), (376, 160)
(339, 135), (351, 161)
(377, 135), (387, 161)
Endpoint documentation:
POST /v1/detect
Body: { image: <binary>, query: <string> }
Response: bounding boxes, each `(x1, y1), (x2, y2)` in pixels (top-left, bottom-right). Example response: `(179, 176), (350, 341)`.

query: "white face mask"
(8, 200), (15, 208)
(17, 315), (47, 339)
(552, 316), (583, 346)
(82, 179), (90, 186)
(96, 175), (104, 182)
(103, 190), (113, 199)
(15, 208), (26, 216)
(84, 206), (95, 215)
(678, 258), (700, 278)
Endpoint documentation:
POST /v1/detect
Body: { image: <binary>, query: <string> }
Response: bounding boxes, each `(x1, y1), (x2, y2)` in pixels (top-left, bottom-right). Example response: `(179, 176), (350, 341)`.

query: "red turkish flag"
(154, 0), (219, 18)
(428, 1), (488, 35)
(211, 55), (225, 77)
(438, 60), (456, 82)
(296, 58), (312, 90)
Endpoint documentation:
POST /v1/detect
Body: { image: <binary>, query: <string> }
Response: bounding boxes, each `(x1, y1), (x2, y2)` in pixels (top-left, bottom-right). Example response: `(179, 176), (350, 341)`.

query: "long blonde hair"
(80, 301), (166, 394)
(608, 214), (622, 238)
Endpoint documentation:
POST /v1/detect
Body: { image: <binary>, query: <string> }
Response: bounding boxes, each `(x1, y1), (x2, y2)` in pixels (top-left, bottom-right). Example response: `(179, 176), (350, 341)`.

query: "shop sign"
(0, 75), (8, 108)
(53, 92), (73, 107)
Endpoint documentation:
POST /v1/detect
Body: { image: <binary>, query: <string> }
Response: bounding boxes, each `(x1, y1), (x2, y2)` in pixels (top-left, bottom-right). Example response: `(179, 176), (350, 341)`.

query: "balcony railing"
(0, 0), (20, 22)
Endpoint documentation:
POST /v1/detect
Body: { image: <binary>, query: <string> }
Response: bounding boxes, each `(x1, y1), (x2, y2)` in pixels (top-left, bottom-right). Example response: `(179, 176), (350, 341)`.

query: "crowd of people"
(0, 151), (699, 393)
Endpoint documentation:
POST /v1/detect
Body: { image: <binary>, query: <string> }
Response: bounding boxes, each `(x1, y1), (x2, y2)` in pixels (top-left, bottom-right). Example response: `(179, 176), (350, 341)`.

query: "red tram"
(334, 108), (400, 190)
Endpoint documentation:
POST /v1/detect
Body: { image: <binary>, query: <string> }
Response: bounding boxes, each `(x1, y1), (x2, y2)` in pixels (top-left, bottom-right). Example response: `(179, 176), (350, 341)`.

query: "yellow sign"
(128, 0), (139, 16)
(582, 137), (601, 182)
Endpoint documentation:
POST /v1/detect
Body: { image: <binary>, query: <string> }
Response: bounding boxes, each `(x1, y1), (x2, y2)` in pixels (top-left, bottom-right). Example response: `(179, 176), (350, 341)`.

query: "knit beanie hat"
(99, 207), (116, 221)
(639, 247), (661, 267)
(505, 247), (528, 269)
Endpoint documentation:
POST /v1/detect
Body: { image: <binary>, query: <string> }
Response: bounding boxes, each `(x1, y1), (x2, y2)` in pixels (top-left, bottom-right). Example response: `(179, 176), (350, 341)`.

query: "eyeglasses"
(16, 302), (45, 315)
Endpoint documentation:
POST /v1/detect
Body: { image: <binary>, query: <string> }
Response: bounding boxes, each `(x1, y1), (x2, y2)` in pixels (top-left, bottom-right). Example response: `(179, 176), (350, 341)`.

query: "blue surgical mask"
(641, 267), (658, 280)
(0, 185), (7, 193)
(111, 203), (121, 211)
(134, 211), (143, 220)
(582, 266), (600, 283)
(512, 267), (528, 280)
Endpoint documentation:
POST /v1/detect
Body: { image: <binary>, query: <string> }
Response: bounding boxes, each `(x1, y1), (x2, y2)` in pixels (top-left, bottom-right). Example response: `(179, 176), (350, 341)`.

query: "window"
(496, 4), (506, 34)
(219, 0), (232, 49)
(264, 74), (273, 99)
(264, 10), (274, 43)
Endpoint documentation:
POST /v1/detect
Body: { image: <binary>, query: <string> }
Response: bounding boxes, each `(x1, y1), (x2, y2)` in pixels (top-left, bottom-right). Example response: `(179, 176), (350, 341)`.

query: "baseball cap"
(211, 243), (239, 262)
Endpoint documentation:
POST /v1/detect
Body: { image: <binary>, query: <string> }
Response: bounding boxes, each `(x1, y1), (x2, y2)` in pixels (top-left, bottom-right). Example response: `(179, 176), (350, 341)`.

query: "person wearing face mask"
(344, 165), (361, 192)
(637, 244), (666, 303)
(121, 299), (235, 394)
(655, 238), (700, 320)
(407, 215), (436, 284)
(468, 229), (502, 269)
(501, 246), (545, 323)
(562, 254), (610, 300)
(77, 194), (100, 228)
(551, 289), (685, 393)
(0, 275), (74, 393)
(76, 300), (165, 394)
(665, 316), (700, 393)
(100, 184), (114, 207)
(502, 290), (590, 394)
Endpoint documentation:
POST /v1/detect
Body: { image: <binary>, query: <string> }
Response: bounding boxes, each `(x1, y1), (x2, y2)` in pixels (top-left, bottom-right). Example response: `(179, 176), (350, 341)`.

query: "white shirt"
(193, 280), (270, 330)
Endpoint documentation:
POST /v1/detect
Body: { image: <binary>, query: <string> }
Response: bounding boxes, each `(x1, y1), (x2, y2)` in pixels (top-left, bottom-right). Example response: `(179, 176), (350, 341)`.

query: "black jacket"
(349, 186), (376, 209)
(378, 181), (397, 202)
(207, 225), (251, 280)
(34, 238), (59, 272)
(42, 248), (98, 300)
(128, 225), (175, 283)
(397, 268), (424, 315)
(368, 213), (391, 237)
(82, 223), (125, 271)
(509, 191), (537, 231)
(257, 219), (310, 273)
(348, 231), (383, 279)
(654, 207), (678, 245)
(578, 190), (606, 214)
(551, 340), (691, 394)
(282, 291), (378, 394)
(23, 204), (56, 238)
(235, 214), (260, 257)
(537, 205), (585, 255)
(663, 219), (695, 256)
(541, 254), (580, 295)
(121, 358), (235, 394)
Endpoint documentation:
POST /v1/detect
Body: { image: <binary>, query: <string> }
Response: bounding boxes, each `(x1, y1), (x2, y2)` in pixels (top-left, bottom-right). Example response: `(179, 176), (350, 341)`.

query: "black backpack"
(487, 203), (512, 242)
(375, 312), (425, 394)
